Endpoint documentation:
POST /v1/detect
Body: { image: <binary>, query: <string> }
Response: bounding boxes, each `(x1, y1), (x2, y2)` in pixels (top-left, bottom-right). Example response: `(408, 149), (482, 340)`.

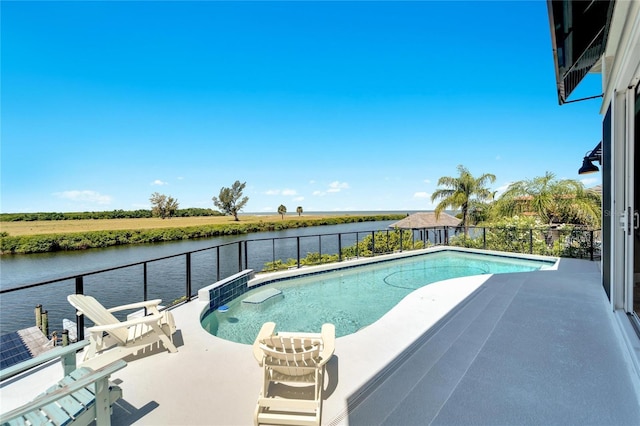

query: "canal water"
(0, 220), (400, 335)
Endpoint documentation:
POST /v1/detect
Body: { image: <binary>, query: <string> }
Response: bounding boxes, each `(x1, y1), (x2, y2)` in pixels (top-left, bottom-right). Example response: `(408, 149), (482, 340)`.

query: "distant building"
(390, 212), (460, 229)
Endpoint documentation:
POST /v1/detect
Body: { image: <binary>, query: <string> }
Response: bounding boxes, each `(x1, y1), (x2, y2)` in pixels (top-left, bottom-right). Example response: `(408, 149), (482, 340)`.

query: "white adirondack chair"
(252, 322), (335, 426)
(67, 294), (177, 361)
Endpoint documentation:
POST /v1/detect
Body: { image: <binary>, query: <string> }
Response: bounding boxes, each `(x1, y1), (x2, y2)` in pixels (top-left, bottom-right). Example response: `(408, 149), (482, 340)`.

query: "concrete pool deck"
(2, 255), (639, 424)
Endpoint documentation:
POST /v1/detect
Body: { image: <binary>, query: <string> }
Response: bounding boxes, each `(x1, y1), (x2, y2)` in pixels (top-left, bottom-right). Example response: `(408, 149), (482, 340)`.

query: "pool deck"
(2, 256), (640, 425)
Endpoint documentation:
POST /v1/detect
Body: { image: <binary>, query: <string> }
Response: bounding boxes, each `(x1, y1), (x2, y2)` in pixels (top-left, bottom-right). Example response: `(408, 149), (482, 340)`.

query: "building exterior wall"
(597, 0), (640, 374)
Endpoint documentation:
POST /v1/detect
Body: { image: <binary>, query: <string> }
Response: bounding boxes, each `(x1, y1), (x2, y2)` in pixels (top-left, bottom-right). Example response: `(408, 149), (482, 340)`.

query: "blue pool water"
(201, 250), (555, 344)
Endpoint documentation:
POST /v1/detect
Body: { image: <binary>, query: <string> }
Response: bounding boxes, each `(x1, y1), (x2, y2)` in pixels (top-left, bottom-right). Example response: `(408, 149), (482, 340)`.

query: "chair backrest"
(260, 336), (321, 376)
(67, 294), (128, 343)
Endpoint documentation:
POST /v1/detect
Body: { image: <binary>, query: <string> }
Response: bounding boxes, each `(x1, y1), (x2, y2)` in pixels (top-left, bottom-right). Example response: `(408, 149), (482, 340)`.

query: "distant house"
(390, 212), (460, 229)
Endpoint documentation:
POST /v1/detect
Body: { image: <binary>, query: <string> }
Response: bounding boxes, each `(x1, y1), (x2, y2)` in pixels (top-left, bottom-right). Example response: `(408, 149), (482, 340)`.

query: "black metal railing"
(0, 225), (600, 340)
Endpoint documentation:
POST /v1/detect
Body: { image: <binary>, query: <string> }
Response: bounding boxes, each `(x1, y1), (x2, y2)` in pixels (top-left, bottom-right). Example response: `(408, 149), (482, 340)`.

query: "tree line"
(430, 165), (601, 232)
(0, 208), (222, 222)
(0, 214), (404, 254)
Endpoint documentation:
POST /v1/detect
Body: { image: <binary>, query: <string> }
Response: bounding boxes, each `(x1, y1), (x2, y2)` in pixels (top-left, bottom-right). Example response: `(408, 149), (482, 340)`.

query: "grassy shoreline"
(0, 214), (405, 255)
(0, 214), (359, 236)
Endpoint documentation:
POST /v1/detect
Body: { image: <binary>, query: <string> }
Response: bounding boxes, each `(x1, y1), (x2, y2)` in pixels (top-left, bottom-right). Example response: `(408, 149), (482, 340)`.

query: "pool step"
(345, 272), (528, 425)
(242, 288), (283, 304)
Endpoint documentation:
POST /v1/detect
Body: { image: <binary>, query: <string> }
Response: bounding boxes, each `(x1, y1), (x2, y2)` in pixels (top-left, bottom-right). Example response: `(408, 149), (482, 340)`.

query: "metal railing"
(0, 225), (600, 340)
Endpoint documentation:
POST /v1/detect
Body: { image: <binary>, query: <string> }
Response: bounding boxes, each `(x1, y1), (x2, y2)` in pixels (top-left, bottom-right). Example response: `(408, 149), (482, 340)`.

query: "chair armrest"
(0, 340), (90, 381)
(253, 322), (276, 364)
(318, 323), (336, 366)
(106, 299), (162, 313)
(0, 360), (126, 424)
(86, 313), (163, 333)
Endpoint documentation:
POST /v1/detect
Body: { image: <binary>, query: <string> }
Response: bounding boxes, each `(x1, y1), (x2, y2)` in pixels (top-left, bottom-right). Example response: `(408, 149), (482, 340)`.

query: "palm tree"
(296, 206), (303, 216)
(431, 165), (496, 235)
(277, 204), (287, 219)
(493, 172), (601, 227)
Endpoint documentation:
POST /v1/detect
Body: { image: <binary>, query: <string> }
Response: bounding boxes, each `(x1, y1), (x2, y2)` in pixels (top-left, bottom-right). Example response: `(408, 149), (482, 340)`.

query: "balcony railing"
(0, 225), (600, 342)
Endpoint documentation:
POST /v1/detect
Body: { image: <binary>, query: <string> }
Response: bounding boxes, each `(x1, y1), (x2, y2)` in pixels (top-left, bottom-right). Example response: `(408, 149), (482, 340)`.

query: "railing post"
(371, 231), (375, 257)
(186, 252), (192, 300)
(590, 230), (594, 261)
(143, 262), (148, 302)
(75, 276), (84, 341)
(338, 234), (342, 262)
(483, 228), (487, 249)
(319, 235), (322, 260)
(386, 229), (390, 253)
(400, 229), (403, 252)
(297, 236), (301, 268)
(238, 242), (242, 272)
(272, 240), (276, 271)
(216, 246), (221, 281)
(529, 229), (533, 254)
(356, 233), (360, 258)
(244, 240), (249, 270)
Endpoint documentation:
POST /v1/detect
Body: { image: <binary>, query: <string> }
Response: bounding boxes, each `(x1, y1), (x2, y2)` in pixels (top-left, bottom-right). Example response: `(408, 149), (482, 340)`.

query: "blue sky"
(1, 1), (603, 214)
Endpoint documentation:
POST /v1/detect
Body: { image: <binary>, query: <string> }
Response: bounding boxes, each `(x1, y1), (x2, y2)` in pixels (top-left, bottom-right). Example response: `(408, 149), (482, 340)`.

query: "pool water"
(201, 251), (554, 344)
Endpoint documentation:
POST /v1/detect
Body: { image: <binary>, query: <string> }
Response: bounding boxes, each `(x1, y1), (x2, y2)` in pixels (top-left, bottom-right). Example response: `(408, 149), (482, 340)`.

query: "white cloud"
(53, 190), (112, 205)
(312, 181), (349, 196)
(413, 191), (430, 199)
(423, 179), (431, 184)
(293, 196), (304, 202)
(327, 181), (349, 193)
(152, 179), (168, 186)
(266, 188), (298, 196)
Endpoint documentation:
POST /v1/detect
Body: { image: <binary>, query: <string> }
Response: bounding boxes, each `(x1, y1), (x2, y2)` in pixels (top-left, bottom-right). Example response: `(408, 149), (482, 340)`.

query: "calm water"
(0, 220), (399, 335)
(201, 251), (555, 344)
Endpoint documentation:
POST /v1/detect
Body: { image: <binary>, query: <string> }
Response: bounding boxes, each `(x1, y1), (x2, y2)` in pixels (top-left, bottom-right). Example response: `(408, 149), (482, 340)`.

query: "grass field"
(0, 214), (349, 236)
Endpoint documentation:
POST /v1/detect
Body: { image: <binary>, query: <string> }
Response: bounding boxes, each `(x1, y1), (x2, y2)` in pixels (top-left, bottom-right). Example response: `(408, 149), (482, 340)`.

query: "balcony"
(2, 255), (638, 424)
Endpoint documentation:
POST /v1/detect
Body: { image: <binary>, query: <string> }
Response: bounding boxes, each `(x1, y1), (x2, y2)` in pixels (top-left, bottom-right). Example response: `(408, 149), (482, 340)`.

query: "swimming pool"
(201, 249), (556, 344)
